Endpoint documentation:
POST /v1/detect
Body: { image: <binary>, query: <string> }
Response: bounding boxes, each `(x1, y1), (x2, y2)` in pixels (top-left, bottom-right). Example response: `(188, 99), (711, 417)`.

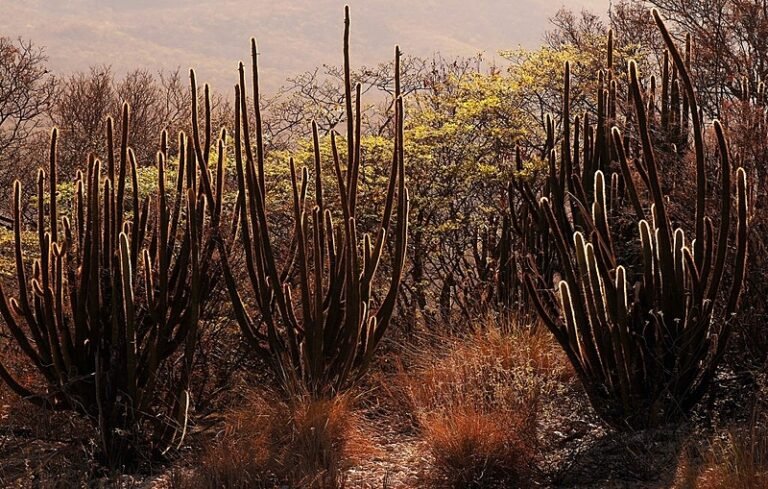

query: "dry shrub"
(0, 344), (96, 486)
(423, 407), (533, 488)
(277, 394), (374, 487)
(174, 390), (372, 489)
(675, 409), (768, 489)
(697, 433), (768, 488)
(680, 432), (768, 488)
(399, 318), (571, 488)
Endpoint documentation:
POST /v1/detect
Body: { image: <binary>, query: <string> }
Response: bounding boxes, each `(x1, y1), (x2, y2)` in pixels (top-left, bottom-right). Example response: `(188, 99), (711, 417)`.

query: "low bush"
(173, 390), (372, 488)
(396, 319), (570, 488)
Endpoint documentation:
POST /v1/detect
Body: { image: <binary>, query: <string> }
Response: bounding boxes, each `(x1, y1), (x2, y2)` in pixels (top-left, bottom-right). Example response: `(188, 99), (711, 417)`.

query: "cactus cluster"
(0, 7), (408, 465)
(0, 3), (760, 474)
(219, 7), (410, 398)
(0, 80), (228, 463)
(515, 10), (749, 429)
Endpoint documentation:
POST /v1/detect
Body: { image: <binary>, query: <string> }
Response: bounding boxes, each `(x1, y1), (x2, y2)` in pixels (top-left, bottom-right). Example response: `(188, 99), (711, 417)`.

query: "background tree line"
(2, 0), (766, 326)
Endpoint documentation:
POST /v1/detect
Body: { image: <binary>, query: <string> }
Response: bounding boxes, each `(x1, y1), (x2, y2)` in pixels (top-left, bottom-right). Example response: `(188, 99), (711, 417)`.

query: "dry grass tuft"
(423, 407), (534, 488)
(173, 390), (373, 489)
(676, 416), (768, 489)
(675, 407), (768, 489)
(396, 317), (571, 488)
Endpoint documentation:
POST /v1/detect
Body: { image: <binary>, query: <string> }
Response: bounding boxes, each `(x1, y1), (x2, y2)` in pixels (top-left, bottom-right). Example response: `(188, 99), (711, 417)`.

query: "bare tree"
(50, 66), (229, 173)
(116, 68), (163, 163)
(629, 0), (768, 115)
(50, 65), (115, 175)
(263, 53), (428, 149)
(0, 37), (56, 201)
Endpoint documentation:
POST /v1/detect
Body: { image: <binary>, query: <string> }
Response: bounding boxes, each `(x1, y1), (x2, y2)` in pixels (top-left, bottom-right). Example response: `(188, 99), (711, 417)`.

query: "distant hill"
(0, 0), (609, 94)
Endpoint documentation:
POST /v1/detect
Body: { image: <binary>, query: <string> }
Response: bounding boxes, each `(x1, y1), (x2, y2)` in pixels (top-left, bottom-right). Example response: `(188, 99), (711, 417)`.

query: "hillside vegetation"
(1, 3), (768, 488)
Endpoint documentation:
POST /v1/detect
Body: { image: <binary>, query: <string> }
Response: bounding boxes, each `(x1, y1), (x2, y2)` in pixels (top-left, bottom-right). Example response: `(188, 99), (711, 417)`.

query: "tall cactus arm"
(251, 38), (267, 199)
(653, 9), (706, 263)
(118, 232), (138, 403)
(189, 70), (216, 210)
(726, 167), (748, 316)
(629, 60), (677, 302)
(611, 128), (645, 221)
(704, 121), (732, 306)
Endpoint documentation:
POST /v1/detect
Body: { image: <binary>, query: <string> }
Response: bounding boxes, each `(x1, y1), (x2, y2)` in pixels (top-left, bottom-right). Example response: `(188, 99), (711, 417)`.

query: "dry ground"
(0, 320), (764, 488)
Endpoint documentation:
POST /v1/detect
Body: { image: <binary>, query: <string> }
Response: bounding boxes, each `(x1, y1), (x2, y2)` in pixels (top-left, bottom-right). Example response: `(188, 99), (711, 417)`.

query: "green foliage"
(398, 70), (522, 317)
(512, 156), (547, 183)
(40, 164), (180, 215)
(407, 70), (525, 162)
(0, 228), (35, 278)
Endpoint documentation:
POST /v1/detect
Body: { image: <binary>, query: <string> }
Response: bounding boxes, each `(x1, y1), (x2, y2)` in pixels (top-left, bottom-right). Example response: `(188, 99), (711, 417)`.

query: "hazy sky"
(0, 0), (610, 94)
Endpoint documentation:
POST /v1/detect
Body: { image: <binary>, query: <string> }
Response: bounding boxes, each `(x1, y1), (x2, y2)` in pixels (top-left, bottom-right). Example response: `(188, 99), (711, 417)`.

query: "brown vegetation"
(171, 392), (372, 489)
(397, 321), (570, 488)
(2, 2), (768, 488)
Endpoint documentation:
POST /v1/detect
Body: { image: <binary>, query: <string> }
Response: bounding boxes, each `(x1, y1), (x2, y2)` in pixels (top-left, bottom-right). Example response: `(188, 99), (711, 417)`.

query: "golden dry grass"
(676, 412), (768, 489)
(392, 317), (572, 488)
(173, 390), (373, 489)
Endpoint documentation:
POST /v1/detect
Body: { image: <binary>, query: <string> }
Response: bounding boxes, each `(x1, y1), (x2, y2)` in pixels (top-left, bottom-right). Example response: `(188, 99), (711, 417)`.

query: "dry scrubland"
(1, 3), (768, 488)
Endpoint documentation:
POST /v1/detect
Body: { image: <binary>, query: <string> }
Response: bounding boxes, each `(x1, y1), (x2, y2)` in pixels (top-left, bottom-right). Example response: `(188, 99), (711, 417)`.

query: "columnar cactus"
(219, 7), (409, 398)
(520, 10), (749, 429)
(0, 89), (225, 464)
